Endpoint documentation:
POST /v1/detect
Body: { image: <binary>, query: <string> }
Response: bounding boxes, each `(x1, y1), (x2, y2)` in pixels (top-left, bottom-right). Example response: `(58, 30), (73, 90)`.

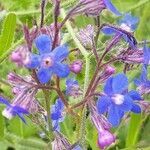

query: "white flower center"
(42, 56), (53, 68)
(2, 109), (13, 119)
(112, 94), (124, 105)
(120, 23), (132, 32)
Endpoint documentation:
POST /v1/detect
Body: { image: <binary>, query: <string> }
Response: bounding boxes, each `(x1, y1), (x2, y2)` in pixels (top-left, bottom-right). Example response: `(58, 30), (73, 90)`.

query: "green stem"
(83, 56), (90, 96)
(43, 90), (54, 147)
(60, 8), (91, 149)
(60, 9), (89, 57)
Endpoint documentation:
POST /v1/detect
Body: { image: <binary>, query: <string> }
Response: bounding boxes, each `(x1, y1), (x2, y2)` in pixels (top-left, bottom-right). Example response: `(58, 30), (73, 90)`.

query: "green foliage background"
(0, 0), (150, 150)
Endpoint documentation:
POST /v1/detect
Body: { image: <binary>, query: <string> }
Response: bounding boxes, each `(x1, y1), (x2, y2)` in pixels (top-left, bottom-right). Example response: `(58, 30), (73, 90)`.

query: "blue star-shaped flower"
(27, 34), (70, 84)
(0, 96), (29, 123)
(97, 73), (142, 126)
(51, 99), (65, 131)
(118, 13), (139, 31)
(135, 65), (150, 94)
(102, 13), (138, 49)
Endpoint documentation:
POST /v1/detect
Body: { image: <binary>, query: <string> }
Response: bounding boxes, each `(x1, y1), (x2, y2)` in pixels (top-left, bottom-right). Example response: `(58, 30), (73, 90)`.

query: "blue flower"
(51, 99), (65, 131)
(27, 34), (70, 84)
(0, 96), (29, 123)
(118, 13), (139, 31)
(135, 65), (150, 94)
(97, 73), (142, 126)
(102, 13), (138, 49)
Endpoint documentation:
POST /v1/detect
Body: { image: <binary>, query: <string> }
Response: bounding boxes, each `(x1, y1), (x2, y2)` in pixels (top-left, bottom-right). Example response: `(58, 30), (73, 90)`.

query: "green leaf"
(135, 4), (150, 40)
(126, 113), (142, 147)
(8, 117), (37, 138)
(0, 13), (16, 58)
(86, 119), (99, 150)
(5, 132), (46, 150)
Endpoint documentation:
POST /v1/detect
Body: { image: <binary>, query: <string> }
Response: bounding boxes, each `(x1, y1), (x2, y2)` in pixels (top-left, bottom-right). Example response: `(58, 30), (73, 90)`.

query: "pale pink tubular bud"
(98, 130), (116, 150)
(70, 60), (83, 74)
(10, 45), (30, 66)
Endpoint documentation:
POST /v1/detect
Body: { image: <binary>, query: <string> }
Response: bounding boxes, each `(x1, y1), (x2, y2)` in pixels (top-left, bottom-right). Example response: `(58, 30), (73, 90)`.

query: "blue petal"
(13, 106), (29, 114)
(26, 54), (40, 69)
(35, 34), (52, 54)
(112, 73), (128, 94)
(122, 34), (137, 49)
(131, 104), (141, 113)
(52, 120), (59, 131)
(128, 90), (142, 101)
(51, 112), (61, 120)
(119, 94), (132, 112)
(37, 68), (53, 84)
(53, 63), (70, 78)
(73, 145), (82, 150)
(103, 0), (121, 16)
(97, 96), (111, 114)
(56, 99), (64, 111)
(16, 113), (27, 124)
(53, 45), (69, 62)
(140, 65), (148, 82)
(0, 97), (11, 107)
(143, 44), (150, 65)
(104, 77), (113, 95)
(119, 13), (139, 31)
(134, 79), (142, 86)
(108, 105), (121, 126)
(102, 26), (116, 35)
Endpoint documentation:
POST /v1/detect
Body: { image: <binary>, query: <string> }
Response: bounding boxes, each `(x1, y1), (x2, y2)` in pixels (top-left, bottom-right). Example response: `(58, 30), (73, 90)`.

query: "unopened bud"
(105, 66), (115, 75)
(70, 60), (83, 74)
(10, 45), (29, 66)
(98, 130), (115, 150)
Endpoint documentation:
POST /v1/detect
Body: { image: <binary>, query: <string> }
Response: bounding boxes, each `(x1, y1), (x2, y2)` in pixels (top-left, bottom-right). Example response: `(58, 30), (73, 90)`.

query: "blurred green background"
(0, 0), (150, 150)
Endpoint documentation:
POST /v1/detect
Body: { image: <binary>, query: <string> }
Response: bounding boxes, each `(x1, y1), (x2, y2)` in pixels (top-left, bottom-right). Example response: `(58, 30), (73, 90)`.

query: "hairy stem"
(43, 90), (54, 146)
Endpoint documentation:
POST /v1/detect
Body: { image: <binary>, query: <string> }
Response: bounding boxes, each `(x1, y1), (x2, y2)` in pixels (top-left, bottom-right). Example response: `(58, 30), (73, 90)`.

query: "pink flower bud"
(12, 87), (21, 95)
(7, 72), (16, 81)
(98, 130), (115, 150)
(70, 60), (83, 74)
(105, 66), (115, 75)
(10, 45), (29, 66)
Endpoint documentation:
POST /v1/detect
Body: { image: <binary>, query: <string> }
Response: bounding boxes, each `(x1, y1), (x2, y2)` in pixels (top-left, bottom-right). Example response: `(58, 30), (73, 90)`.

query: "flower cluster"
(0, 0), (150, 150)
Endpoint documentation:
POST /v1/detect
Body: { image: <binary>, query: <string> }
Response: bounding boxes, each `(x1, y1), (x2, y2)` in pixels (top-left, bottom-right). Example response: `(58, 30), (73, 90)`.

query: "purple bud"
(12, 87), (21, 95)
(77, 25), (95, 48)
(97, 130), (115, 150)
(70, 60), (83, 74)
(76, 0), (106, 16)
(52, 131), (71, 150)
(105, 65), (115, 75)
(7, 72), (16, 81)
(118, 49), (143, 64)
(10, 45), (30, 66)
(11, 51), (22, 62)
(98, 66), (115, 83)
